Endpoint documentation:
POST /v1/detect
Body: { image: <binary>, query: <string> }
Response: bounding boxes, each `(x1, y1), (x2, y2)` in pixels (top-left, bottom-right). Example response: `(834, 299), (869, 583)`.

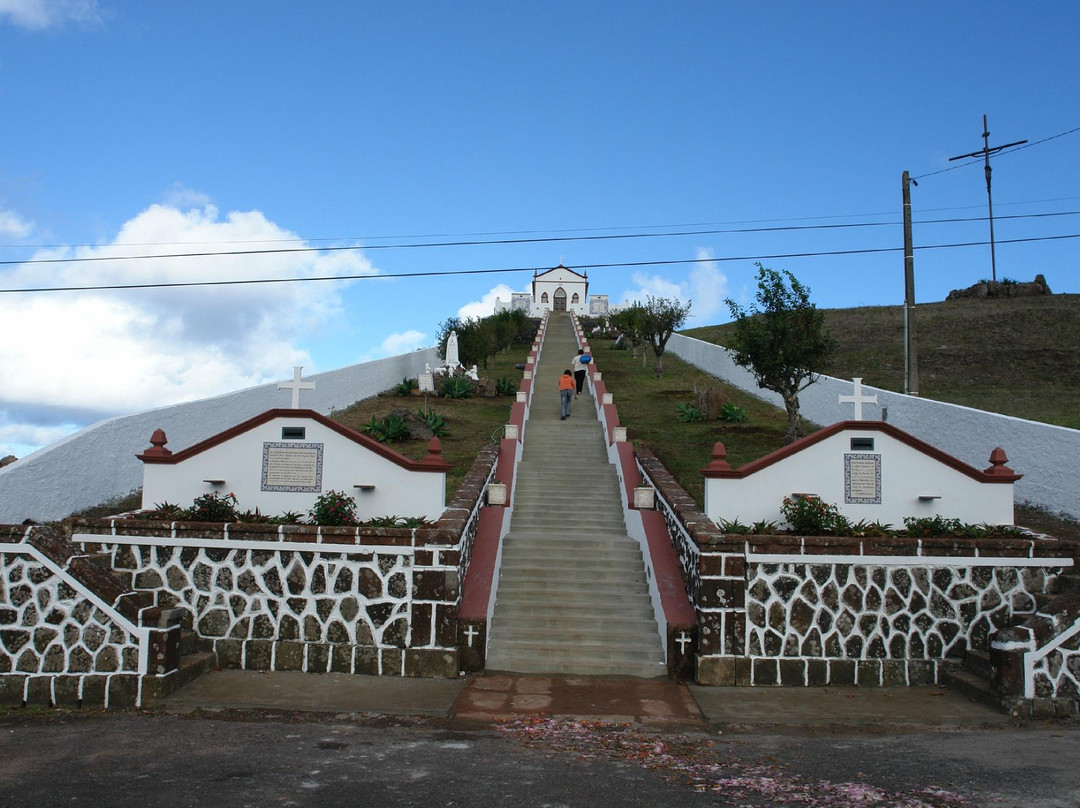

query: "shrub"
(417, 407), (449, 437)
(363, 414), (410, 443)
(718, 402), (748, 423)
(441, 375), (474, 399)
(781, 495), (845, 535)
(134, 501), (187, 520)
(361, 515), (434, 528)
(903, 515), (964, 537)
(188, 491), (238, 522)
(675, 402), (705, 423)
(309, 490), (357, 526)
(393, 377), (418, 396)
(495, 376), (518, 396)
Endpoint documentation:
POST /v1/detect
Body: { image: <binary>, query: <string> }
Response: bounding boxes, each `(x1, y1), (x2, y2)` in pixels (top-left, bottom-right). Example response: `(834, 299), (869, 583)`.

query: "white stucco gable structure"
(138, 409), (452, 522)
(701, 421), (1022, 529)
(495, 264), (611, 317)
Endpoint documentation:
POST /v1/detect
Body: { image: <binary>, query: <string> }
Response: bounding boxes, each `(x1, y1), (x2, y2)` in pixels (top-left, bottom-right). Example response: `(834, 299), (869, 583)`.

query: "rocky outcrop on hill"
(947, 274), (1052, 300)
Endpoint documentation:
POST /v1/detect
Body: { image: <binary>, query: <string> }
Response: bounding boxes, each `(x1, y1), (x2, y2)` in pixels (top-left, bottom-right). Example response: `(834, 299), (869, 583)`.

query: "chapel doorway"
(553, 287), (567, 311)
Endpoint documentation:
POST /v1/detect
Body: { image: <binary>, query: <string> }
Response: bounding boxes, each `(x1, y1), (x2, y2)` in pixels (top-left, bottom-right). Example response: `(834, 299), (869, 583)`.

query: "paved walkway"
(160, 669), (1014, 731)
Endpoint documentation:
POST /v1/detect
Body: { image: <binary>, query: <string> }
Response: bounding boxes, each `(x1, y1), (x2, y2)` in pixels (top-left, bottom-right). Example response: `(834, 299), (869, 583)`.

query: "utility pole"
(948, 114), (1027, 283)
(902, 171), (918, 396)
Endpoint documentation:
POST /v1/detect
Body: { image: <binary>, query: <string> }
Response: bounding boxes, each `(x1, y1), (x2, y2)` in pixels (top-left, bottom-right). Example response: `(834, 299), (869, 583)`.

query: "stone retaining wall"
(0, 446), (499, 705)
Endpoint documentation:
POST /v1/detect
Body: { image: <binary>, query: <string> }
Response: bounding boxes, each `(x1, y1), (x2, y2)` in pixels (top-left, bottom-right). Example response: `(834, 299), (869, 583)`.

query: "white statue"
(466, 365), (479, 381)
(445, 330), (462, 370)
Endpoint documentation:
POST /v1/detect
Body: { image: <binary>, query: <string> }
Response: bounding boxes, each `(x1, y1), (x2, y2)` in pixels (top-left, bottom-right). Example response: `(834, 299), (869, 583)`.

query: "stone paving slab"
(452, 675), (705, 728)
(689, 684), (1014, 730)
(159, 669), (466, 717)
(157, 670), (1015, 732)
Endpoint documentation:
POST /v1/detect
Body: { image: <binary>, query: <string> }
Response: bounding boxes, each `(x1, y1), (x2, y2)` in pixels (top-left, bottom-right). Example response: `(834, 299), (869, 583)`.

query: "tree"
(725, 264), (835, 443)
(609, 304), (650, 368)
(640, 296), (692, 375)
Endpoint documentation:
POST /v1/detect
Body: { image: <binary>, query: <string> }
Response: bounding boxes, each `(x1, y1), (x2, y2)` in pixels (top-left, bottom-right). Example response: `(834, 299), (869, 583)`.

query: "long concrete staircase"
(485, 313), (666, 678)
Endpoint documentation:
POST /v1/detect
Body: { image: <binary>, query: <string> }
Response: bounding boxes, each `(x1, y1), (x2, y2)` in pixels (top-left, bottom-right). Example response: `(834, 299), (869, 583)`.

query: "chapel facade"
(495, 264), (611, 317)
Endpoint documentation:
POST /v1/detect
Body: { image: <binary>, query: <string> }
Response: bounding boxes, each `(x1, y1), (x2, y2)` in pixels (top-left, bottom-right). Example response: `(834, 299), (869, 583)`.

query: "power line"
(913, 123), (1079, 181)
(3, 210), (1078, 268)
(2, 232), (1076, 295)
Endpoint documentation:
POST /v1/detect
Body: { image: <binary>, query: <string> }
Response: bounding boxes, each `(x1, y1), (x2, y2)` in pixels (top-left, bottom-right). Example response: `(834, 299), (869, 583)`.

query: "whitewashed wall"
(703, 426), (1015, 527)
(0, 349), (438, 524)
(669, 334), (1080, 521)
(141, 413), (447, 520)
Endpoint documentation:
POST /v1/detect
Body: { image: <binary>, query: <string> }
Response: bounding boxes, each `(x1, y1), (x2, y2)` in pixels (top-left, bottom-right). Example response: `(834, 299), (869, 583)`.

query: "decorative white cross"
(464, 624), (480, 647)
(839, 377), (878, 421)
(676, 631), (692, 654)
(279, 366), (315, 409)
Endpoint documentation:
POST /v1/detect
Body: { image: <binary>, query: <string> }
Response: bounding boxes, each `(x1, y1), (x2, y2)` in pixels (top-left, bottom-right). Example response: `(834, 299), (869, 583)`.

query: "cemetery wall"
(636, 448), (1078, 697)
(0, 348), (439, 525)
(668, 334), (1080, 521)
(0, 525), (179, 709)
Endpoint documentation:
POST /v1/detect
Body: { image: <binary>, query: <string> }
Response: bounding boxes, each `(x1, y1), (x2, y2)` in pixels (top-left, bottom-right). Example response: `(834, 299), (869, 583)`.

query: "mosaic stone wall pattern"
(92, 541), (420, 676)
(744, 561), (1063, 685)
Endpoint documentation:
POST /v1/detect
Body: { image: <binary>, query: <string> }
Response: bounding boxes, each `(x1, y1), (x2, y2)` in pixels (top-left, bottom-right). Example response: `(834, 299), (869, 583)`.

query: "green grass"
(685, 294), (1080, 430)
(328, 350), (522, 496)
(595, 341), (793, 506)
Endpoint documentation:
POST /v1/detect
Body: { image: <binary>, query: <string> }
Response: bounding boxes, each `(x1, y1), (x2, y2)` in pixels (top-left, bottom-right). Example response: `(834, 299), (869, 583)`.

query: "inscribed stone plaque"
(844, 453), (881, 504)
(417, 372), (435, 393)
(261, 442), (324, 493)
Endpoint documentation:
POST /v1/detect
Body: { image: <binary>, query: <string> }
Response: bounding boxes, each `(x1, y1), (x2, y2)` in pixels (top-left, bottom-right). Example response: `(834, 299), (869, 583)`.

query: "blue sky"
(1, 1), (1078, 458)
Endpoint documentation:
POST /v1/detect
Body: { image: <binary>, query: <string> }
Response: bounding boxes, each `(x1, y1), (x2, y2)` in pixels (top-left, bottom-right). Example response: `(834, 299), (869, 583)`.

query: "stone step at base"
(493, 588), (655, 610)
(486, 640), (666, 667)
(497, 559), (645, 578)
(940, 662), (1001, 710)
(485, 655), (667, 679)
(964, 648), (994, 680)
(176, 650), (217, 689)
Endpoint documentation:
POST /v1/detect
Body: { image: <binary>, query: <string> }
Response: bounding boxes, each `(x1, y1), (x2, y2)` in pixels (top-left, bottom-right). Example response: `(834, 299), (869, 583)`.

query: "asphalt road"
(0, 711), (1077, 808)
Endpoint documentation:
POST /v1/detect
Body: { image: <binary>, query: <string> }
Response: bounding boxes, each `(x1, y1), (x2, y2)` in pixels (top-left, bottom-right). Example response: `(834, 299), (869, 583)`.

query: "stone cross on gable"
(839, 377), (878, 420)
(278, 366), (315, 409)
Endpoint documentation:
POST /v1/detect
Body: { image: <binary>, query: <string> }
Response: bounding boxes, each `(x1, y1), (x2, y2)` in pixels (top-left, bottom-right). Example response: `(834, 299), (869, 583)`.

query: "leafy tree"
(609, 304), (650, 368)
(639, 295), (692, 375)
(725, 264), (835, 443)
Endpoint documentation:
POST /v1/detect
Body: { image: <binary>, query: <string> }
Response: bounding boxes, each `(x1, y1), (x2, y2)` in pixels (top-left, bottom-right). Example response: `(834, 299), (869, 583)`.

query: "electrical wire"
(3, 210), (1078, 268)
(2, 232), (1076, 295)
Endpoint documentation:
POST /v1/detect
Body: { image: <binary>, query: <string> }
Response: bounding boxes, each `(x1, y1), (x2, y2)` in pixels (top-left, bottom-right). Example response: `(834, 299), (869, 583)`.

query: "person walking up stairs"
(485, 312), (666, 678)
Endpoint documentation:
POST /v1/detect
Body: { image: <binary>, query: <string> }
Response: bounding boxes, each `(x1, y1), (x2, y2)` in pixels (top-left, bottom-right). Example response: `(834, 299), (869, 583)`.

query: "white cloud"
(458, 284), (514, 320)
(618, 248), (729, 325)
(0, 0), (100, 29)
(0, 209), (32, 239)
(0, 200), (375, 456)
(359, 330), (428, 362)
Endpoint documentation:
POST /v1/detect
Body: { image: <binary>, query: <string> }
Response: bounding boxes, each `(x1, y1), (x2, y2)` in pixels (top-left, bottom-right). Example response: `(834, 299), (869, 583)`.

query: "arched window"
(571, 293), (580, 303)
(541, 292), (549, 303)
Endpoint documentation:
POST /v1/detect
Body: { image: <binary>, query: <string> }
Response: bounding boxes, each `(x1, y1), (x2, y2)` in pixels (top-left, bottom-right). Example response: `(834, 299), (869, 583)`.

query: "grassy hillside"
(684, 294), (1080, 430)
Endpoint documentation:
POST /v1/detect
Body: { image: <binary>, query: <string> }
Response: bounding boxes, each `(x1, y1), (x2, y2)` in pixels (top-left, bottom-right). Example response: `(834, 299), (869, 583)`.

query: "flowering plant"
(308, 489), (358, 526)
(780, 495), (846, 535)
(188, 491), (238, 522)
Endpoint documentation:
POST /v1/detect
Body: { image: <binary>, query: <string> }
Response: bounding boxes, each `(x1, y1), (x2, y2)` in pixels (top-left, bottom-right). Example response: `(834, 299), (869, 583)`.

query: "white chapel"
(495, 264), (611, 317)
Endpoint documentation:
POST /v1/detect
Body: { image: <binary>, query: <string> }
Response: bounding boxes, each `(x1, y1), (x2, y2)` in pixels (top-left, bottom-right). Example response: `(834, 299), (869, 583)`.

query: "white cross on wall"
(839, 377), (878, 421)
(676, 631), (692, 654)
(464, 624), (480, 647)
(279, 366), (315, 409)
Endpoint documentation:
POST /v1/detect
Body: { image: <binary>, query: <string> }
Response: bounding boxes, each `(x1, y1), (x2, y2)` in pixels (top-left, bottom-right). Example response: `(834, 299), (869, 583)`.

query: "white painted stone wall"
(141, 412), (446, 520)
(0, 349), (438, 524)
(668, 334), (1080, 521)
(704, 426), (1015, 527)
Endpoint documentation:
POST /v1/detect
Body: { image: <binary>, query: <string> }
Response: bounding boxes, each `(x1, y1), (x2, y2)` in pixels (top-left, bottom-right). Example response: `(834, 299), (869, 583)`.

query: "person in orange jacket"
(559, 370), (574, 420)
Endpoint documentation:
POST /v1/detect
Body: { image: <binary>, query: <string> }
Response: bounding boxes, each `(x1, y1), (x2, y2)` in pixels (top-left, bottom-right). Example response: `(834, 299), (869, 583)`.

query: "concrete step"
(510, 514), (627, 530)
(501, 541), (642, 561)
(485, 654), (667, 679)
(492, 614), (659, 638)
(487, 638), (665, 665)
(176, 650), (217, 688)
(493, 599), (656, 621)
(498, 566), (646, 584)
